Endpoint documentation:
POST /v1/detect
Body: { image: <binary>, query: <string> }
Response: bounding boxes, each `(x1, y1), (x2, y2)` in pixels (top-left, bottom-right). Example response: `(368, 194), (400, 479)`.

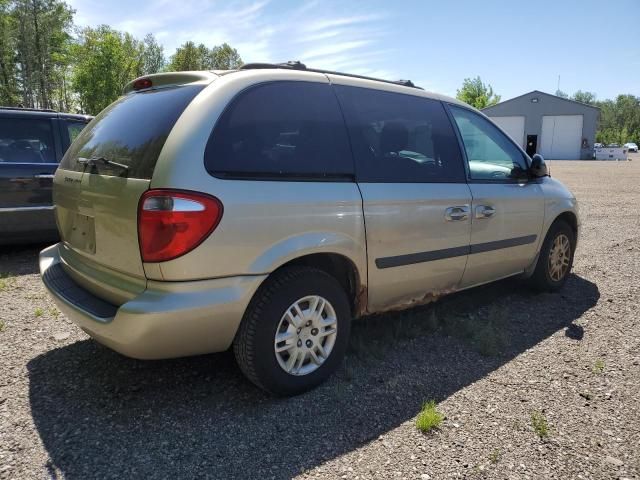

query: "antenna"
(557, 75), (560, 93)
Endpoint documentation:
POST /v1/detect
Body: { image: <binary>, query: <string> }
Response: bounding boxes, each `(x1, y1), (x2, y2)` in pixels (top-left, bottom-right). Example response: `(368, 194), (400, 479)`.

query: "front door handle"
(34, 174), (55, 179)
(475, 205), (496, 219)
(445, 206), (470, 221)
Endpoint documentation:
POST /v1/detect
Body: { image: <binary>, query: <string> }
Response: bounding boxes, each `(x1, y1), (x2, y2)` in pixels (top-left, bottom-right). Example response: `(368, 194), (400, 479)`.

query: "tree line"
(2, 0), (638, 144)
(0, 0), (242, 114)
(458, 78), (640, 145)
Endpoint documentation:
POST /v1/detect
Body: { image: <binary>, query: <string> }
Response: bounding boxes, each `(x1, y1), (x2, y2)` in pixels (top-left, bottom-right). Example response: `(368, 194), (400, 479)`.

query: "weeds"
(0, 319), (5, 332)
(488, 449), (501, 464)
(49, 307), (60, 319)
(531, 410), (549, 439)
(592, 359), (605, 374)
(416, 400), (444, 433)
(0, 272), (15, 291)
(34, 307), (44, 317)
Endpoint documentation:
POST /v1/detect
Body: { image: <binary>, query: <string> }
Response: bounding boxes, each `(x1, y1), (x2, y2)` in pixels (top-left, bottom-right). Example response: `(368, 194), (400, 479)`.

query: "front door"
(333, 84), (471, 312)
(448, 106), (545, 288)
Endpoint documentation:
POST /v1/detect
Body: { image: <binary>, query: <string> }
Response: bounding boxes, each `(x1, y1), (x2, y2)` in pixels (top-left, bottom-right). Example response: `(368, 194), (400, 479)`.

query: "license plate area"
(64, 212), (96, 254)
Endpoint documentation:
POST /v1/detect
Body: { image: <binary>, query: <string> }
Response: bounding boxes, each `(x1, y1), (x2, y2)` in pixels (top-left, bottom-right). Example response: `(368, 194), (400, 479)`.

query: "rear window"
(0, 118), (56, 164)
(60, 85), (203, 178)
(204, 81), (354, 180)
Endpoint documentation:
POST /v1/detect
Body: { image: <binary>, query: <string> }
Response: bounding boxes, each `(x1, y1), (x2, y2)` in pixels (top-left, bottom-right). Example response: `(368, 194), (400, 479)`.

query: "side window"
(449, 106), (528, 181)
(205, 81), (353, 179)
(67, 121), (87, 145)
(0, 118), (56, 164)
(334, 85), (465, 183)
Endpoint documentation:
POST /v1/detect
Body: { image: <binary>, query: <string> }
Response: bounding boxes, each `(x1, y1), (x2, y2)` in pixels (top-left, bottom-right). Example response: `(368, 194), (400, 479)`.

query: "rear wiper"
(77, 156), (129, 172)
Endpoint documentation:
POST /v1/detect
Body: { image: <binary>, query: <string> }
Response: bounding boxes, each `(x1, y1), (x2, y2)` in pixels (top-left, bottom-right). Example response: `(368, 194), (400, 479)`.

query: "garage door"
(490, 116), (525, 147)
(540, 115), (583, 159)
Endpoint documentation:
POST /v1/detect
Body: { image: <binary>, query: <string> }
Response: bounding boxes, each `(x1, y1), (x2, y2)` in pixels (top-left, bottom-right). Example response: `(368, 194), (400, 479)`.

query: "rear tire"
(529, 220), (576, 291)
(233, 266), (351, 396)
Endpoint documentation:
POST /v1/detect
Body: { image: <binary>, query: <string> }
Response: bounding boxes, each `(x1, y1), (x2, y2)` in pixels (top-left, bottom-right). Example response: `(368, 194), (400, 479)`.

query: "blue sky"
(67, 0), (639, 101)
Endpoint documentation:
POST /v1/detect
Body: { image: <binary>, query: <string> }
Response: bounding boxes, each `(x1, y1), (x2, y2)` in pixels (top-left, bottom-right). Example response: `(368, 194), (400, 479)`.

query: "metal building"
(482, 90), (600, 160)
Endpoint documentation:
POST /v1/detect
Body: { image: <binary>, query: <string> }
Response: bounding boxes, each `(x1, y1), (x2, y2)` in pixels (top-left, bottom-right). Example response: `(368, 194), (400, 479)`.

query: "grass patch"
(34, 307), (44, 317)
(49, 307), (60, 319)
(592, 359), (605, 374)
(0, 272), (15, 291)
(488, 449), (501, 464)
(531, 410), (549, 439)
(0, 319), (5, 332)
(415, 400), (444, 433)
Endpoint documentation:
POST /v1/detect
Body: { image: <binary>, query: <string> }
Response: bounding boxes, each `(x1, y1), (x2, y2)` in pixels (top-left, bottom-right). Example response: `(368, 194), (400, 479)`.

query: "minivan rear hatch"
(54, 73), (212, 304)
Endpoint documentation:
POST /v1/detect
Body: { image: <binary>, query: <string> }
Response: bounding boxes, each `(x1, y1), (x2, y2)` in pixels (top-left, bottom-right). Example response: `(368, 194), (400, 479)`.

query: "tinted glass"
(60, 85), (203, 179)
(66, 121), (86, 144)
(0, 118), (55, 163)
(334, 85), (465, 183)
(449, 106), (528, 181)
(205, 81), (353, 179)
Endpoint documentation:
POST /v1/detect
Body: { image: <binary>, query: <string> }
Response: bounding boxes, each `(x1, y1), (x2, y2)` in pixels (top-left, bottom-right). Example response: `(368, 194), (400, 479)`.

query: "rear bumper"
(39, 243), (266, 359)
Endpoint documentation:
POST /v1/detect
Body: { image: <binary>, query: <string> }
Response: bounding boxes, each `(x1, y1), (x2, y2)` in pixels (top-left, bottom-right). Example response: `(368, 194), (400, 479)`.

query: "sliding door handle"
(445, 206), (470, 221)
(475, 205), (496, 218)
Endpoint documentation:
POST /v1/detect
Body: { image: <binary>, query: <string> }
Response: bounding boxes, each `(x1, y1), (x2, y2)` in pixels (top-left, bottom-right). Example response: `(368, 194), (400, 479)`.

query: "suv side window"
(0, 118), (56, 164)
(66, 121), (86, 145)
(205, 81), (353, 179)
(449, 105), (528, 181)
(334, 85), (465, 183)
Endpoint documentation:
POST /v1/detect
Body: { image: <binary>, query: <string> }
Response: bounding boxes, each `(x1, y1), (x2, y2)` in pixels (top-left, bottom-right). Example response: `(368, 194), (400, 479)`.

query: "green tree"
(0, 0), (19, 105)
(572, 90), (596, 105)
(595, 94), (640, 145)
(11, 0), (74, 109)
(456, 76), (501, 109)
(168, 41), (204, 71)
(207, 43), (242, 69)
(71, 25), (144, 114)
(555, 89), (568, 98)
(141, 33), (164, 75)
(168, 41), (242, 71)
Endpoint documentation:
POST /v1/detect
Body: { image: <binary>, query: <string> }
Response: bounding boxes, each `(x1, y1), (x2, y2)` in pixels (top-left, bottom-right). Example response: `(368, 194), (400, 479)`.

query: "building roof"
(482, 90), (600, 112)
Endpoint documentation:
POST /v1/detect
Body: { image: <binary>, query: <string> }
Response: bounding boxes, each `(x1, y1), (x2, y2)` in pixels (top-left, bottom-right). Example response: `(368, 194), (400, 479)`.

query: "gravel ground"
(1, 158), (639, 479)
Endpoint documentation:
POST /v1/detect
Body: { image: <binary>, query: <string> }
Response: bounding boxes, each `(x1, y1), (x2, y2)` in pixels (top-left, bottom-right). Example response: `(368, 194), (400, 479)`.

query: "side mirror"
(530, 154), (549, 177)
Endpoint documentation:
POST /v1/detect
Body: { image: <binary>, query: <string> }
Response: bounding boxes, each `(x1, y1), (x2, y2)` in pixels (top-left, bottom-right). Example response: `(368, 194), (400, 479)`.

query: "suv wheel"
(530, 220), (576, 291)
(233, 266), (351, 396)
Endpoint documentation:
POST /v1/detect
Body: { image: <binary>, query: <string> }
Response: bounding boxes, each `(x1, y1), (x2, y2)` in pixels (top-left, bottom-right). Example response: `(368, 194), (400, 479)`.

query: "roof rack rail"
(0, 106), (57, 113)
(240, 61), (422, 89)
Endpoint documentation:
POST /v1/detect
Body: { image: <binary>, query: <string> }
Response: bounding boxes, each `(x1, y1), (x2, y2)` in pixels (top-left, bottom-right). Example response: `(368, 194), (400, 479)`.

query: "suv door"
(0, 115), (61, 243)
(448, 105), (545, 287)
(334, 84), (472, 311)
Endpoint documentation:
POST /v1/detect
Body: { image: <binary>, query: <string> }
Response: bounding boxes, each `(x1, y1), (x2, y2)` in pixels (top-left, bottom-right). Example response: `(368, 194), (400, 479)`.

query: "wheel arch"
(269, 252), (364, 317)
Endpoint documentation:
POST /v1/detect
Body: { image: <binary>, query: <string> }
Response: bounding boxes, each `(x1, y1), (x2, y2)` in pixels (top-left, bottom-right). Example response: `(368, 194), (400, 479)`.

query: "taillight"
(138, 189), (223, 263)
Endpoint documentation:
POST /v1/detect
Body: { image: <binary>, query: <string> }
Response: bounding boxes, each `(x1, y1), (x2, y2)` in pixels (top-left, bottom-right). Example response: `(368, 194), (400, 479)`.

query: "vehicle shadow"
(0, 244), (51, 276)
(28, 274), (599, 479)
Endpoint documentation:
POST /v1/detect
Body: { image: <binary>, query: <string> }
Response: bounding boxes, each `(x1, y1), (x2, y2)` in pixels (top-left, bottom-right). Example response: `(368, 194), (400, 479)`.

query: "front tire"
(530, 220), (576, 291)
(233, 266), (351, 396)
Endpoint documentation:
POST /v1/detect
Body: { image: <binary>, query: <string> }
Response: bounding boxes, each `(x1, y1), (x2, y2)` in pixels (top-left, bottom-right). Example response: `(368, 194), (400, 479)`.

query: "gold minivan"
(40, 62), (578, 395)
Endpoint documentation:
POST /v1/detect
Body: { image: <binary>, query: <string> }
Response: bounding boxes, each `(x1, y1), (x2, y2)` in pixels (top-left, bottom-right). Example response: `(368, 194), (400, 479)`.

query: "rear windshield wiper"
(77, 156), (129, 173)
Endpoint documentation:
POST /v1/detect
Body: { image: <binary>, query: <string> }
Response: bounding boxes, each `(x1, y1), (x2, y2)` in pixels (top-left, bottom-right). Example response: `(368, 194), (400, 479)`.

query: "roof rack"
(240, 61), (421, 89)
(0, 106), (57, 113)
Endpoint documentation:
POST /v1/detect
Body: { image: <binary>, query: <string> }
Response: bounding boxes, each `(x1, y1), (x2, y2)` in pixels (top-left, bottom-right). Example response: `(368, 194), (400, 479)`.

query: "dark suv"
(0, 107), (91, 245)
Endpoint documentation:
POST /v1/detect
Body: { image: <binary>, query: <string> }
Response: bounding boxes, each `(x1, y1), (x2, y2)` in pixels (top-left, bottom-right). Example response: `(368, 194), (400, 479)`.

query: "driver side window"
(449, 105), (527, 181)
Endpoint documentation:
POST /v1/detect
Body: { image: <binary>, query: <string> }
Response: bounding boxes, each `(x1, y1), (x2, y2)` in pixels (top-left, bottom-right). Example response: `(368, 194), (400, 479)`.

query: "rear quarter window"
(204, 81), (354, 180)
(0, 118), (56, 164)
(60, 85), (203, 179)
